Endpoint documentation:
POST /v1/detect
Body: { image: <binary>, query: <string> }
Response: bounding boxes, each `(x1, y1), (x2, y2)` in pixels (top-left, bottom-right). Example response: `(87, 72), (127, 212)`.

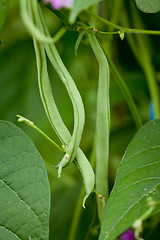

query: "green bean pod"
(34, 1), (85, 172)
(88, 32), (110, 221)
(75, 149), (95, 208)
(33, 41), (70, 143)
(25, 0), (94, 206)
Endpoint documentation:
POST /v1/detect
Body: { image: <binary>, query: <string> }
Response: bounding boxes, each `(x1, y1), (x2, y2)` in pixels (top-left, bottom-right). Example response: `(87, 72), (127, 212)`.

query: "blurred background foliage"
(0, 0), (160, 239)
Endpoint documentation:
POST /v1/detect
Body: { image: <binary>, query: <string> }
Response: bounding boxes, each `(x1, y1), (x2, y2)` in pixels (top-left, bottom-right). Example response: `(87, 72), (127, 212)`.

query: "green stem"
(68, 137), (96, 240)
(103, 51), (143, 129)
(67, 186), (85, 240)
(141, 53), (160, 118)
(39, 0), (88, 31)
(120, 0), (160, 118)
(40, 0), (160, 38)
(130, 1), (160, 118)
(52, 26), (67, 43)
(17, 114), (64, 152)
(84, 199), (98, 240)
(110, 0), (123, 24)
(97, 30), (120, 35)
(88, 11), (160, 35)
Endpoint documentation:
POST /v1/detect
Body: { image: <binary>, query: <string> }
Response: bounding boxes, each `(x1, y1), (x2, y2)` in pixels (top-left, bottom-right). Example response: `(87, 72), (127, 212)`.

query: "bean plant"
(0, 0), (160, 239)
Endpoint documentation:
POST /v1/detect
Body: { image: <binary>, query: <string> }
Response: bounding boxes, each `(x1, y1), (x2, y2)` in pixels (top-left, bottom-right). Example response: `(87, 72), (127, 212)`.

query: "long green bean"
(33, 28), (70, 145)
(35, 1), (85, 172)
(88, 32), (110, 221)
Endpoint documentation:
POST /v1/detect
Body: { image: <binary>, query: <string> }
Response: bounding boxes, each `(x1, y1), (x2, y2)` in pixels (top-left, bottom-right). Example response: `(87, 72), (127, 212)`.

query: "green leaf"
(0, 121), (50, 240)
(99, 120), (160, 240)
(135, 0), (160, 13)
(0, 0), (10, 32)
(69, 0), (102, 24)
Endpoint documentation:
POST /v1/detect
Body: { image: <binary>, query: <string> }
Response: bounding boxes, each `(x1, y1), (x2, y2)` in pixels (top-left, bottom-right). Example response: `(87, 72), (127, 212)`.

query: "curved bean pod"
(75, 149), (95, 208)
(88, 32), (110, 221)
(32, 28), (70, 145)
(34, 1), (85, 171)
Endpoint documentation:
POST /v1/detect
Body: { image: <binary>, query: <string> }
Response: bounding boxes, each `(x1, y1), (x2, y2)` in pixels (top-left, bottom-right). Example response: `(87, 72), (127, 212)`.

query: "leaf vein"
(0, 225), (22, 240)
(0, 152), (26, 169)
(105, 182), (160, 239)
(123, 145), (160, 163)
(119, 161), (160, 182)
(2, 166), (43, 182)
(112, 177), (160, 198)
(0, 135), (22, 143)
(0, 178), (43, 228)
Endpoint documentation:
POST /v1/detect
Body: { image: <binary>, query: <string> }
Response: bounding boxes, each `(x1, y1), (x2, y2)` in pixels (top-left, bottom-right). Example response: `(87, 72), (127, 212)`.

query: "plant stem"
(84, 199), (98, 240)
(68, 137), (96, 240)
(120, 0), (160, 119)
(17, 115), (64, 152)
(88, 11), (160, 35)
(130, 1), (160, 118)
(39, 0), (88, 31)
(110, 0), (123, 24)
(97, 30), (120, 35)
(103, 51), (143, 129)
(67, 186), (85, 240)
(52, 26), (67, 42)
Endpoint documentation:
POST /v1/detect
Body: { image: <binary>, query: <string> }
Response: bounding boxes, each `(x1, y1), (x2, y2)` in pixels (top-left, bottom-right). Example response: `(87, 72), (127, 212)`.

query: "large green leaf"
(0, 0), (10, 32)
(99, 120), (160, 240)
(135, 0), (160, 13)
(0, 121), (50, 240)
(69, 0), (102, 24)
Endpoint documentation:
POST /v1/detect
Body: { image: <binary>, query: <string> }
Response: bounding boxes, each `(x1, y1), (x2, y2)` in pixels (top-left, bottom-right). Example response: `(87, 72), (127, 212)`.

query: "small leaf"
(0, 0), (10, 32)
(99, 120), (160, 240)
(0, 121), (50, 240)
(135, 0), (160, 13)
(69, 0), (102, 24)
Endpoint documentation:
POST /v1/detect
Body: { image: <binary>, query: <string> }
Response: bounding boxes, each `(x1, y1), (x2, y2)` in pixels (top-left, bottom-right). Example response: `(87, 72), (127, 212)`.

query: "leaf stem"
(17, 115), (64, 152)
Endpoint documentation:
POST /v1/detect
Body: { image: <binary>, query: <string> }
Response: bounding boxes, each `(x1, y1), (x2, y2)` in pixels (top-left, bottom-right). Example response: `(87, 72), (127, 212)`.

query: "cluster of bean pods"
(20, 0), (95, 207)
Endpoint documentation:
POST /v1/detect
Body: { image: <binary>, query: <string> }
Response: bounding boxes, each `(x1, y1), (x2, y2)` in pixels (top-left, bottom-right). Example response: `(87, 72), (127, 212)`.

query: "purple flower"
(43, 0), (74, 9)
(119, 229), (135, 240)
